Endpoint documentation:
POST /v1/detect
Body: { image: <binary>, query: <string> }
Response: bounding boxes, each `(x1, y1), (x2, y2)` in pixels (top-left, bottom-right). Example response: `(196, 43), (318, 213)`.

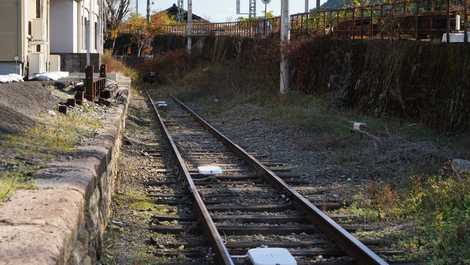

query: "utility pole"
(177, 0), (184, 22)
(317, 0), (320, 9)
(280, 0), (290, 94)
(305, 0), (309, 12)
(136, 0), (139, 15)
(146, 0), (151, 23)
(187, 0), (192, 54)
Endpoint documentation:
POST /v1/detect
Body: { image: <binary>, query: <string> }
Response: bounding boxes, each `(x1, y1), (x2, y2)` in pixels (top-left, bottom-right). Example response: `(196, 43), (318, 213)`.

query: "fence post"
(352, 7), (356, 39)
(370, 6), (374, 38)
(99, 64), (107, 78)
(380, 4), (384, 39)
(85, 65), (95, 102)
(446, 0), (450, 43)
(415, 0), (420, 40)
(465, 0), (468, 42)
(360, 6), (364, 39)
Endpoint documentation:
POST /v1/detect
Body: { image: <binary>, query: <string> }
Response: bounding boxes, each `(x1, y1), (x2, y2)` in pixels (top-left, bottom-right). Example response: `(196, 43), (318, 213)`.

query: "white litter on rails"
(197, 165), (223, 175)
(155, 101), (168, 108)
(248, 248), (297, 265)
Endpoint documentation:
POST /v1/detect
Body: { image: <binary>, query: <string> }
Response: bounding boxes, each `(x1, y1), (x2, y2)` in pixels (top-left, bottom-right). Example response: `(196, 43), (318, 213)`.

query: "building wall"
(51, 0), (104, 55)
(0, 0), (51, 75)
(51, 0), (76, 53)
(27, 0), (51, 74)
(0, 0), (23, 74)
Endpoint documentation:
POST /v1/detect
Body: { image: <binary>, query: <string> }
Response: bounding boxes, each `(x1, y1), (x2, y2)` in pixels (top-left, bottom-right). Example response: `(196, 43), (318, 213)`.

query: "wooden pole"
(280, 0), (290, 95)
(187, 0), (193, 54)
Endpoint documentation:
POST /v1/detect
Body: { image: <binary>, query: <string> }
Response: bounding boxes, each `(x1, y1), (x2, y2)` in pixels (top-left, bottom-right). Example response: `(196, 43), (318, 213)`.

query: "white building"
(50, 0), (104, 57)
(0, 0), (51, 75)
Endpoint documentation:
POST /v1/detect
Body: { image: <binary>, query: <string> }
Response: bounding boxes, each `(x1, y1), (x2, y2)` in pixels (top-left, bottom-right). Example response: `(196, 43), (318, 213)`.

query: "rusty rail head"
(172, 96), (390, 265)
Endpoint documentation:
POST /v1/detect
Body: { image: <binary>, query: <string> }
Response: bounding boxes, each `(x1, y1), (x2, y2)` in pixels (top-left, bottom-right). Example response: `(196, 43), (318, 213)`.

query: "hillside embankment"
(138, 35), (470, 264)
(150, 35), (470, 132)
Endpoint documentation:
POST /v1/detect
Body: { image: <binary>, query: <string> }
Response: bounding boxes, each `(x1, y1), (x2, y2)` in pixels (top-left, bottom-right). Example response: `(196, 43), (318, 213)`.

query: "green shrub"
(406, 175), (470, 264)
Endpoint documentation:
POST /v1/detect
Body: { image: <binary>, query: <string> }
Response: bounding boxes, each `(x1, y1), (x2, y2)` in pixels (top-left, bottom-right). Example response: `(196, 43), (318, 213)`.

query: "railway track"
(147, 94), (395, 265)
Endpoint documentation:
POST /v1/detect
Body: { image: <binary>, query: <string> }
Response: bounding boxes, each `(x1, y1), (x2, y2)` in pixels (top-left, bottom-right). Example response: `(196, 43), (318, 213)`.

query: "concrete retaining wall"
(0, 75), (130, 265)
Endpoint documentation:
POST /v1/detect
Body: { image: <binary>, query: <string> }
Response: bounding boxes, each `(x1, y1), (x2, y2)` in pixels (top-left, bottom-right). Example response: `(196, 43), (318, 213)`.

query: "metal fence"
(156, 0), (469, 42)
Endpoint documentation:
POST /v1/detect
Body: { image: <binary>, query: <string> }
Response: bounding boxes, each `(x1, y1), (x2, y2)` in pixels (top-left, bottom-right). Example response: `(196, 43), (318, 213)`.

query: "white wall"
(51, 0), (103, 54)
(79, 0), (103, 54)
(51, 0), (75, 53)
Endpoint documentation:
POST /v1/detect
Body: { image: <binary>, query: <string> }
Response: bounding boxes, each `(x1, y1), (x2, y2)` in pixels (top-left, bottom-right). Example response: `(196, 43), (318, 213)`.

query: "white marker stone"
(248, 248), (297, 265)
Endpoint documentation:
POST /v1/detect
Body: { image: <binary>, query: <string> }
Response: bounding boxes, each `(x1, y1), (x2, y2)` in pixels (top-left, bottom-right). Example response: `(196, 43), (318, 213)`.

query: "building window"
(36, 45), (41, 52)
(28, 21), (32, 36)
(36, 0), (41, 18)
(95, 22), (98, 50)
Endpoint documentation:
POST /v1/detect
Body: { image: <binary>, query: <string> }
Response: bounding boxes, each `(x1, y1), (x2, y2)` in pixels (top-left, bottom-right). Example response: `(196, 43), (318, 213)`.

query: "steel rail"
(146, 92), (235, 265)
(172, 96), (389, 265)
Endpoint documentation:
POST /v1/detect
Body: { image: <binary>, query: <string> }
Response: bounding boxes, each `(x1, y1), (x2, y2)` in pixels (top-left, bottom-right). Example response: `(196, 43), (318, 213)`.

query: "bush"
(406, 175), (470, 264)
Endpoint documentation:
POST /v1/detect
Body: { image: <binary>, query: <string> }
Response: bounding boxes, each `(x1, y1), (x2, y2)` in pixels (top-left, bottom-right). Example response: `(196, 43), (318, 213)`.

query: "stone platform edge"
(0, 75), (131, 265)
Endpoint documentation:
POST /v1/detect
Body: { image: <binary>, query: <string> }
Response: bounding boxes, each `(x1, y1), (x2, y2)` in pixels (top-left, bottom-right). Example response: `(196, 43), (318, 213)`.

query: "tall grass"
(102, 51), (138, 79)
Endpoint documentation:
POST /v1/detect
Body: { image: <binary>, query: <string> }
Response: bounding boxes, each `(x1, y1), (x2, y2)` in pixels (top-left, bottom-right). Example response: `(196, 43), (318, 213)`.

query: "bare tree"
(106, 0), (131, 31)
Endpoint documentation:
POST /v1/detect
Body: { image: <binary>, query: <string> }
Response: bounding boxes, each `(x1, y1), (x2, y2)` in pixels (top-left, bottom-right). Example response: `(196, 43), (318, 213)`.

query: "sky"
(133, 0), (326, 22)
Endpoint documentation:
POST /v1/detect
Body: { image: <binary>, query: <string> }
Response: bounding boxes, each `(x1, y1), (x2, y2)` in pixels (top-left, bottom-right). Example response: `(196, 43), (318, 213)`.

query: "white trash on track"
(155, 101), (168, 108)
(197, 165), (223, 175)
(248, 248), (297, 265)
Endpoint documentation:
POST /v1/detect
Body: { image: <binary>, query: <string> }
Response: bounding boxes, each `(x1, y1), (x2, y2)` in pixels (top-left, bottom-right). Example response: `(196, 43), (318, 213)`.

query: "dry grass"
(0, 106), (102, 202)
(102, 51), (138, 79)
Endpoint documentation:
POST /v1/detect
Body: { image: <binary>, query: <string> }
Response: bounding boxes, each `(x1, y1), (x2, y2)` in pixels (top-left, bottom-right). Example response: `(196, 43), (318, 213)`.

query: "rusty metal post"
(446, 0), (450, 43)
(370, 6), (374, 38)
(381, 4), (384, 39)
(352, 7), (356, 39)
(392, 0), (396, 39)
(360, 6), (364, 39)
(99, 64), (107, 78)
(336, 10), (340, 38)
(75, 89), (84, 105)
(465, 0), (468, 42)
(415, 0), (420, 40)
(85, 65), (95, 102)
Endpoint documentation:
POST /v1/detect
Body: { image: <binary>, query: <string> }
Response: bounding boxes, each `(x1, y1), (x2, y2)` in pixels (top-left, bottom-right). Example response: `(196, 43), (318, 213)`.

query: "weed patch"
(404, 174), (470, 264)
(0, 107), (102, 202)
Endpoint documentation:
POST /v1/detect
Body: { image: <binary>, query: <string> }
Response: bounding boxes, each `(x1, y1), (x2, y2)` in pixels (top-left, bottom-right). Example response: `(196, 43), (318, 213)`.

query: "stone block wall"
(0, 75), (130, 265)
